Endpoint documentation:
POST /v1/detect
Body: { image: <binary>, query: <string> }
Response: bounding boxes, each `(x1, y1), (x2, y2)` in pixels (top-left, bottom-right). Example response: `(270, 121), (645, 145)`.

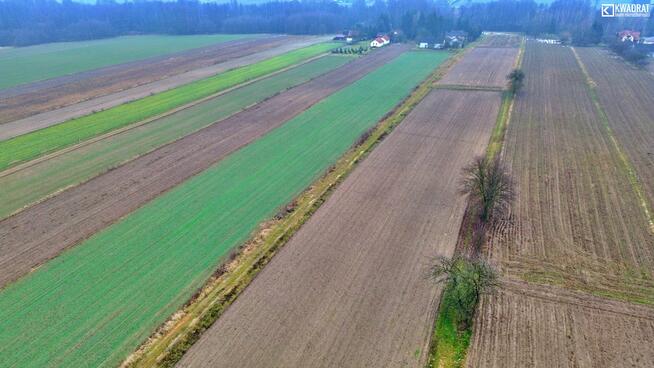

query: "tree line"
(1, 0), (652, 47)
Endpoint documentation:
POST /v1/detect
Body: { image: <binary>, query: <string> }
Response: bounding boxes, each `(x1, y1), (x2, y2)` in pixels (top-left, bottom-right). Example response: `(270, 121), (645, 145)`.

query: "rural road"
(0, 35), (331, 141)
(177, 89), (501, 368)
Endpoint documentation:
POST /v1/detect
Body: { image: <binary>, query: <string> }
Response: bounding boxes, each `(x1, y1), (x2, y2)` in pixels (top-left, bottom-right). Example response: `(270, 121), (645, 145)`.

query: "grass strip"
(426, 36), (525, 368)
(125, 49), (456, 368)
(0, 42), (338, 171)
(0, 51), (448, 368)
(0, 34), (251, 89)
(0, 55), (353, 219)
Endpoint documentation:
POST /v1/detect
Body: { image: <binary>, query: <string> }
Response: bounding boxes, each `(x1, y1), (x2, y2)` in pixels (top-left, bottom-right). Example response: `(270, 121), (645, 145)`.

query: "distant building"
(618, 30), (641, 43)
(333, 35), (346, 41)
(370, 35), (390, 48)
(433, 43), (444, 49)
(641, 36), (654, 45)
(444, 31), (468, 48)
(418, 42), (429, 49)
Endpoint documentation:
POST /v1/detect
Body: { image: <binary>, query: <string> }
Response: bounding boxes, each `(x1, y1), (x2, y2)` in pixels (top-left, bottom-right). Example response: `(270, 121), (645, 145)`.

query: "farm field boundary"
(0, 42), (338, 171)
(0, 55), (353, 221)
(0, 51), (447, 368)
(0, 34), (251, 89)
(0, 47), (405, 290)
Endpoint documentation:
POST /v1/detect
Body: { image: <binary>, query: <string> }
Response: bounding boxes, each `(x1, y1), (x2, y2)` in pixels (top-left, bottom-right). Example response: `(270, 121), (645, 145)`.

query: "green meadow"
(0, 42), (338, 171)
(0, 55), (353, 219)
(0, 51), (448, 368)
(0, 34), (250, 89)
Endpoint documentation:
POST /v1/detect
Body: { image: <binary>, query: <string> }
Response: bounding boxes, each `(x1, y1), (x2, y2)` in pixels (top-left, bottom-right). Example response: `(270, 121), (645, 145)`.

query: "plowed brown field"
(0, 45), (408, 289)
(438, 47), (518, 88)
(489, 42), (654, 302)
(467, 280), (654, 368)
(478, 33), (522, 48)
(0, 36), (325, 137)
(177, 89), (501, 368)
(576, 47), (654, 222)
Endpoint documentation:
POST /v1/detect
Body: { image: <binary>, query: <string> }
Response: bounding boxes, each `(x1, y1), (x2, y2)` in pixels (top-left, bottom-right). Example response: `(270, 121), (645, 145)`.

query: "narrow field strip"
(0, 34), (251, 89)
(0, 42), (337, 171)
(0, 51), (447, 368)
(0, 55), (352, 220)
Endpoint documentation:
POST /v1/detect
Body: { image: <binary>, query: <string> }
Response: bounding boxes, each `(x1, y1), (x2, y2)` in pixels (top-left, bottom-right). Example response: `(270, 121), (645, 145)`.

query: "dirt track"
(0, 45), (408, 289)
(438, 47), (518, 88)
(177, 89), (501, 368)
(0, 36), (328, 140)
(467, 280), (654, 367)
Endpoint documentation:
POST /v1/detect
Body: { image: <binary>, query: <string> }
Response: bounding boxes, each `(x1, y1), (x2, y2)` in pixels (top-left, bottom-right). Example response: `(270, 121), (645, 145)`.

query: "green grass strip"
(427, 293), (472, 368)
(0, 34), (251, 89)
(0, 55), (353, 219)
(0, 42), (338, 171)
(0, 51), (448, 368)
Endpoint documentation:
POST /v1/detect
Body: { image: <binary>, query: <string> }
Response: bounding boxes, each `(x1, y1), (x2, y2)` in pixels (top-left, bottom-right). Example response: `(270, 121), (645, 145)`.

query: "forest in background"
(0, 0), (652, 47)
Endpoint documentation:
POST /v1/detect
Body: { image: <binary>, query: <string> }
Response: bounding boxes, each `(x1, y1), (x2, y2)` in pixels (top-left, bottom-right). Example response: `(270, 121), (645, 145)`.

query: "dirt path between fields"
(0, 45), (408, 290)
(177, 89), (501, 368)
(0, 36), (328, 140)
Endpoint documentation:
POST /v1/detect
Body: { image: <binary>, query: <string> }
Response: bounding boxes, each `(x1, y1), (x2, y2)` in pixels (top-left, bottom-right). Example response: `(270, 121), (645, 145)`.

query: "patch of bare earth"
(0, 36), (327, 139)
(467, 280), (654, 368)
(438, 47), (518, 88)
(176, 89), (501, 368)
(0, 45), (408, 290)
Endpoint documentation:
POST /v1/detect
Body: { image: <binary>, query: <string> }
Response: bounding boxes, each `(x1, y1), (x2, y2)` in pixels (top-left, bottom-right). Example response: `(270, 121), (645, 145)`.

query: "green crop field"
(0, 55), (353, 219)
(0, 34), (251, 89)
(0, 51), (448, 368)
(0, 42), (338, 172)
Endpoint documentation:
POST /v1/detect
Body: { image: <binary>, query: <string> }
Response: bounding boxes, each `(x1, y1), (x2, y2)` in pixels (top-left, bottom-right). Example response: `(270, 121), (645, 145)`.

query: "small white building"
(418, 42), (429, 49)
(370, 35), (390, 48)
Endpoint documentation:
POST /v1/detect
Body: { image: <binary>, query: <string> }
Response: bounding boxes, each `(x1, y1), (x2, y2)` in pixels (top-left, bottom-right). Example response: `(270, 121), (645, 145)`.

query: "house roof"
(619, 30), (641, 40)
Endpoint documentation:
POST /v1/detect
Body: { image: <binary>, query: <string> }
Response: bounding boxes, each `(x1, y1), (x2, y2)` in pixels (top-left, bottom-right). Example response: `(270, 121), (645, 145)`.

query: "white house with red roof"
(370, 35), (390, 48)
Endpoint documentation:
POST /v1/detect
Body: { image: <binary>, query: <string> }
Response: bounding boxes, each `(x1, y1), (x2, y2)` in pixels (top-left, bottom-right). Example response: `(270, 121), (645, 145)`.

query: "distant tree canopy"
(0, 0), (649, 47)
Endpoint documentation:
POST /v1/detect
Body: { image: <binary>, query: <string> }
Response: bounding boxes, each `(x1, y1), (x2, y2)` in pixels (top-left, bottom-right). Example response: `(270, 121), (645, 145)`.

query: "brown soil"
(467, 280), (654, 368)
(488, 41), (654, 302)
(176, 89), (501, 368)
(0, 45), (408, 290)
(478, 34), (522, 48)
(576, 47), (654, 221)
(438, 47), (518, 88)
(0, 36), (327, 139)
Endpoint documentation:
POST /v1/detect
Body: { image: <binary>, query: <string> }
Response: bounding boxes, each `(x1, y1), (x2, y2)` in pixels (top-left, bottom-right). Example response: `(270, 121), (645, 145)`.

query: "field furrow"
(0, 50), (447, 368)
(177, 89), (500, 368)
(0, 47), (404, 289)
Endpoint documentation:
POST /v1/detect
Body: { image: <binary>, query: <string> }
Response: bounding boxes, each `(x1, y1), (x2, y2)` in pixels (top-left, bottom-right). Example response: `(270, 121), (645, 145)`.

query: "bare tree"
(430, 255), (498, 329)
(460, 156), (514, 224)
